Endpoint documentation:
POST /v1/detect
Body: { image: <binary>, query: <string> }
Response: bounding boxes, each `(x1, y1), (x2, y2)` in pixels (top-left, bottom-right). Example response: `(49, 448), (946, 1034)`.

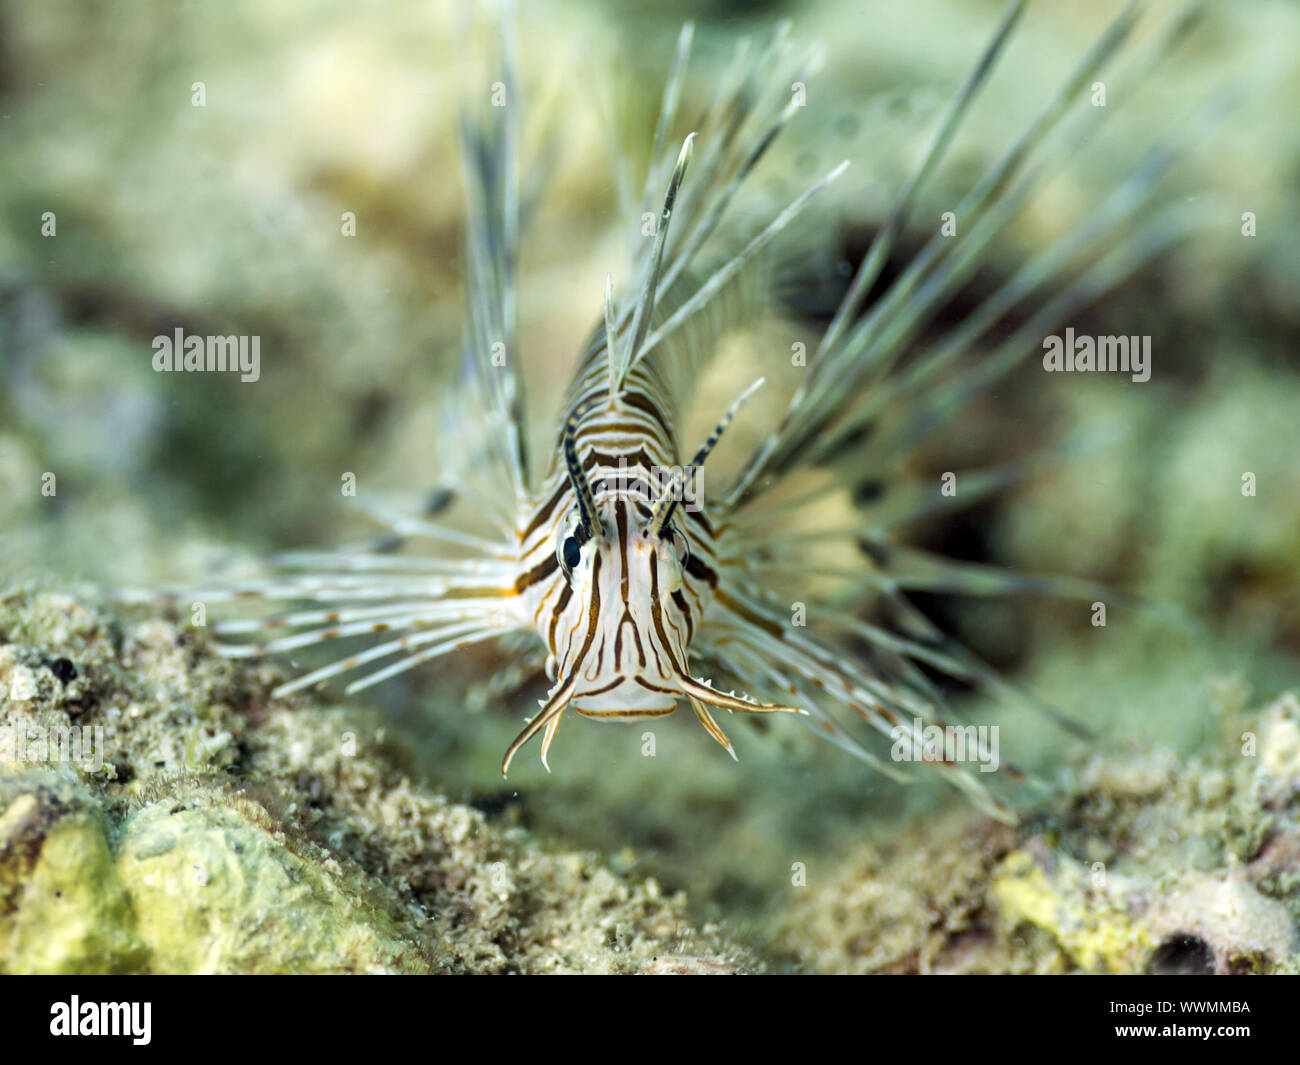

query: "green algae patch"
(116, 798), (427, 974)
(989, 847), (1155, 973)
(0, 768), (428, 974)
(0, 781), (147, 975)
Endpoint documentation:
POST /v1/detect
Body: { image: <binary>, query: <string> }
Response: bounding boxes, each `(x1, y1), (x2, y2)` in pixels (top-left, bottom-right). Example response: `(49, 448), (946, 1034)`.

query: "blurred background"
(2, 0), (1298, 949)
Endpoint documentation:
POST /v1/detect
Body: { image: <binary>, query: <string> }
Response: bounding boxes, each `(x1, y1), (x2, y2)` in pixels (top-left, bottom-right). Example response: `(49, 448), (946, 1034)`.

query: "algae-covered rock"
(116, 798), (426, 974)
(0, 773), (147, 974)
(7, 581), (1299, 975)
(988, 849), (1296, 975)
(988, 846), (1156, 973)
(775, 817), (1023, 974)
(0, 586), (746, 974)
(1149, 873), (1295, 975)
(781, 689), (1300, 974)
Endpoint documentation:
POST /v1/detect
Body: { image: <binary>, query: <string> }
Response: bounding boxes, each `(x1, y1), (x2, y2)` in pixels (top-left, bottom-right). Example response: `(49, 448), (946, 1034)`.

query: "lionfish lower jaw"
(571, 673), (678, 714)
(500, 670), (807, 777)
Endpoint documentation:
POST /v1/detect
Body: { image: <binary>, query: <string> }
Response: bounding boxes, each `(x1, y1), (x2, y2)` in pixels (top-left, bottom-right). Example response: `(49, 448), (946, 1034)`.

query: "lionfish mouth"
(500, 666), (805, 776)
(571, 675), (679, 716)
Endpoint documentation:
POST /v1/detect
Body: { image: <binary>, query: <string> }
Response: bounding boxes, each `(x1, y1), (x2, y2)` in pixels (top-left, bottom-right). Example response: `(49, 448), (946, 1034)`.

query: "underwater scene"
(2, 0), (1299, 982)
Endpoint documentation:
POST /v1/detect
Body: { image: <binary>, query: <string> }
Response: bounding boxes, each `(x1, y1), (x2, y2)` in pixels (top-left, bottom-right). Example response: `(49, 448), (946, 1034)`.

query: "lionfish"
(147, 0), (1218, 820)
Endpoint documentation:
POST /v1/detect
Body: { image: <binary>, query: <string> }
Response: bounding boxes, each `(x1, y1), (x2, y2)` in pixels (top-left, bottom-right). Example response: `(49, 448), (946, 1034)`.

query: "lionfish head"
(549, 491), (695, 717)
(501, 383), (801, 775)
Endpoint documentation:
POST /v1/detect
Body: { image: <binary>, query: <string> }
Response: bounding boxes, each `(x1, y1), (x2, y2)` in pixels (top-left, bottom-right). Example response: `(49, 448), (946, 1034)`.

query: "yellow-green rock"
(116, 799), (428, 974)
(989, 848), (1156, 973)
(0, 784), (147, 974)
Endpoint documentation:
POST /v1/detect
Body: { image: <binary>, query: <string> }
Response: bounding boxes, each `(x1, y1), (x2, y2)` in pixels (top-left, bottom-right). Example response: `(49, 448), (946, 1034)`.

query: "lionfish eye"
(559, 534), (583, 574)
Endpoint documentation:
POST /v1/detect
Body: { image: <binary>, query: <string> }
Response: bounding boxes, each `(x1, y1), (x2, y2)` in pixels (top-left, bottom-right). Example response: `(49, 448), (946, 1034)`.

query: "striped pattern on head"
(504, 327), (799, 774)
